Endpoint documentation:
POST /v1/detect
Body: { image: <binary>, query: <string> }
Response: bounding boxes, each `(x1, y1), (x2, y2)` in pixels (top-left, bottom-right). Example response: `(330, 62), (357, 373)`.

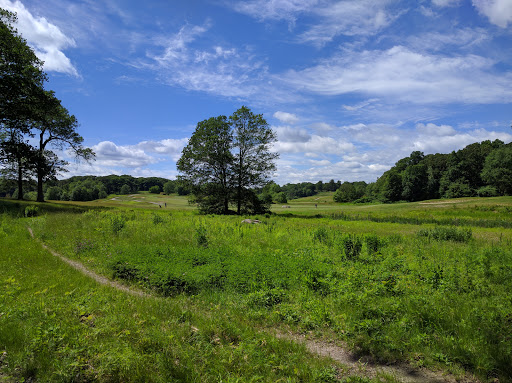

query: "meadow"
(1, 194), (512, 382)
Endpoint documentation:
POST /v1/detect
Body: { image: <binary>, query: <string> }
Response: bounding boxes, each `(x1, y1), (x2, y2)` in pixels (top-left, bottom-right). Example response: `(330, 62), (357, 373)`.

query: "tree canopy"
(177, 106), (278, 215)
(0, 8), (94, 201)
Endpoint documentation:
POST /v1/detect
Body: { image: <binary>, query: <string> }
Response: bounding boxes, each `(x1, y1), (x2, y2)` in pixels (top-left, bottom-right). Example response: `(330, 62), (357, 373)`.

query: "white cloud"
(0, 0), (78, 76)
(432, 0), (461, 7)
(406, 28), (490, 52)
(142, 22), (270, 99)
(298, 0), (401, 46)
(92, 141), (157, 168)
(275, 135), (355, 155)
(231, 0), (318, 22)
(281, 45), (512, 104)
(275, 126), (310, 142)
(274, 111), (300, 124)
(473, 0), (512, 28)
(135, 138), (188, 160)
(230, 0), (400, 46)
(416, 123), (457, 136)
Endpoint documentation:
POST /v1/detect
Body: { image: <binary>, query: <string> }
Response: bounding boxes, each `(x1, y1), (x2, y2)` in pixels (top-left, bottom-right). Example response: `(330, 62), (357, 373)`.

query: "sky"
(1, 0), (512, 184)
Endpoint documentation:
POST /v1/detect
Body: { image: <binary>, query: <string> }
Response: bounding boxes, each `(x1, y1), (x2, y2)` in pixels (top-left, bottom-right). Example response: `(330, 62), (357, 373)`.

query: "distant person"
(315, 204), (317, 208)
(165, 202), (167, 207)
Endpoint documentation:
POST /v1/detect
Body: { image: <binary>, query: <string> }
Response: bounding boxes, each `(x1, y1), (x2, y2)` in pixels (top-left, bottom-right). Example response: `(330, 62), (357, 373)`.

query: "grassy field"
(2, 195), (512, 382)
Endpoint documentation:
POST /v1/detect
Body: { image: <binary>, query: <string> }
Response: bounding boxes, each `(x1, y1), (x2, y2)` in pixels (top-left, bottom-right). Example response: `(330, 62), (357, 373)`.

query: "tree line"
(0, 9), (93, 202)
(0, 175), (185, 201)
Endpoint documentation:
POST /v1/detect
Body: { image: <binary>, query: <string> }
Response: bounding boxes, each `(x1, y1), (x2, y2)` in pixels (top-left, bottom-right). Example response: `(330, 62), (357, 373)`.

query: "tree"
(1, 10), (94, 202)
(149, 185), (160, 194)
(163, 180), (175, 195)
(32, 90), (94, 202)
(481, 145), (512, 195)
(177, 107), (278, 215)
(120, 184), (131, 195)
(230, 106), (278, 214)
(177, 116), (233, 214)
(1, 9), (45, 200)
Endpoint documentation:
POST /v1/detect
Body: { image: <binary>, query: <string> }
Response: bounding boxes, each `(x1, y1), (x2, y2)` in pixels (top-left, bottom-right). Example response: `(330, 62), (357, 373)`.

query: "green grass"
(2, 196), (512, 381)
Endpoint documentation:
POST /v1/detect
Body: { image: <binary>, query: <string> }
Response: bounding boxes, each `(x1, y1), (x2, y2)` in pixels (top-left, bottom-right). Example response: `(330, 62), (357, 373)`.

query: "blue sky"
(2, 0), (512, 184)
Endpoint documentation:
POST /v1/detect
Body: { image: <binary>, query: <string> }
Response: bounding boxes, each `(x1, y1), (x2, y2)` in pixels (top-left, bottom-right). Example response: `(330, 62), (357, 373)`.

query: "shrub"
(195, 224), (208, 247)
(120, 184), (131, 195)
(24, 205), (39, 217)
(149, 185), (161, 194)
(340, 234), (362, 259)
(110, 215), (126, 234)
(417, 226), (472, 243)
(247, 288), (286, 308)
(313, 227), (328, 243)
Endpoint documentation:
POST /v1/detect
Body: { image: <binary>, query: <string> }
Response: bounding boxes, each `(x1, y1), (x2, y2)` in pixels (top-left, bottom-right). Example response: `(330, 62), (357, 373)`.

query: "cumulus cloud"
(473, 0), (512, 28)
(275, 135), (355, 155)
(275, 126), (310, 142)
(0, 0), (78, 76)
(92, 141), (157, 168)
(416, 123), (457, 136)
(281, 45), (512, 104)
(274, 111), (300, 124)
(135, 138), (188, 160)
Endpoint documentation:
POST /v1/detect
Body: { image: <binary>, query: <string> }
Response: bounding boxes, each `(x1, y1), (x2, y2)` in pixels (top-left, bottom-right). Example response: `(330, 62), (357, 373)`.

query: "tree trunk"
(36, 167), (44, 202)
(17, 156), (23, 200)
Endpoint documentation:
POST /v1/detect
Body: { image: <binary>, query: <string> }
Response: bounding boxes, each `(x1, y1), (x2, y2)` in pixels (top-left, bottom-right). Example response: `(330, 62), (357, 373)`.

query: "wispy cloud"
(0, 0), (79, 76)
(281, 45), (512, 104)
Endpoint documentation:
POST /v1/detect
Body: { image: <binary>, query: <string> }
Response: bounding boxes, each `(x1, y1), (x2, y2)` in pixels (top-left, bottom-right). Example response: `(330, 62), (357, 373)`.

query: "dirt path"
(274, 331), (475, 382)
(28, 227), (477, 382)
(27, 227), (148, 298)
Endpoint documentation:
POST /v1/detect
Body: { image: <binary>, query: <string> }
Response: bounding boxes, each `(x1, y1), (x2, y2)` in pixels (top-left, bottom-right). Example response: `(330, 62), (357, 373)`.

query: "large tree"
(177, 116), (233, 214)
(177, 107), (278, 215)
(0, 9), (45, 199)
(1, 10), (94, 201)
(32, 90), (94, 202)
(230, 106), (278, 214)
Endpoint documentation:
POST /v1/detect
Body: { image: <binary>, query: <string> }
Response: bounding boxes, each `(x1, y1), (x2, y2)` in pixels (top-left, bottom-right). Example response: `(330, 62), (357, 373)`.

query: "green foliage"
(120, 184), (131, 194)
(11, 198), (512, 382)
(178, 107), (278, 215)
(24, 205), (39, 217)
(163, 180), (175, 195)
(149, 185), (160, 194)
(339, 234), (362, 259)
(195, 224), (209, 247)
(417, 226), (472, 242)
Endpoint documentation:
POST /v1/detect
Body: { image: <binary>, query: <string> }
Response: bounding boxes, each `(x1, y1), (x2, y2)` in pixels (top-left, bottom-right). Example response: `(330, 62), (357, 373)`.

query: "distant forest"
(1, 139), (511, 203)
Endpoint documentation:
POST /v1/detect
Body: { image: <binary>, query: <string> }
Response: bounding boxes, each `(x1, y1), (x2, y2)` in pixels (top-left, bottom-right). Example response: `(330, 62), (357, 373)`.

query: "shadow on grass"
(0, 198), (108, 217)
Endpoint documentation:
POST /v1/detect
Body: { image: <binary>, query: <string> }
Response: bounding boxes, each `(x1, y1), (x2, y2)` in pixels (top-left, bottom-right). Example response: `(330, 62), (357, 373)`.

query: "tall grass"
(25, 205), (512, 381)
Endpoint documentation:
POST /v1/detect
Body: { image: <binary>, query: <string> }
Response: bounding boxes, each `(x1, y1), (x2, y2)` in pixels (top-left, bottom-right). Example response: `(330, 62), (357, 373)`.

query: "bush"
(120, 184), (131, 195)
(477, 185), (498, 197)
(24, 205), (39, 217)
(149, 185), (161, 194)
(417, 226), (472, 242)
(340, 234), (362, 259)
(195, 224), (208, 247)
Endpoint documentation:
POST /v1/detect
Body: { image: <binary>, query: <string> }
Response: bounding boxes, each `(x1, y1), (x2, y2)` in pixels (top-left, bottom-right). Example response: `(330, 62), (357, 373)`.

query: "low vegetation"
(2, 196), (511, 381)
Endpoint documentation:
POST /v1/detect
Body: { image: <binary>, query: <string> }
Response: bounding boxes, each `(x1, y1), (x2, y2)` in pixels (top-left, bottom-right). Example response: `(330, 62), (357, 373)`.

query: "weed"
(195, 224), (208, 248)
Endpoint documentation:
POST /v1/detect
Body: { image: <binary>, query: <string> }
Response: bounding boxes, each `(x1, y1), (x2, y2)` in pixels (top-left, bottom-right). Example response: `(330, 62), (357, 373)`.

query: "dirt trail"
(275, 331), (474, 382)
(27, 227), (148, 298)
(28, 227), (477, 382)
